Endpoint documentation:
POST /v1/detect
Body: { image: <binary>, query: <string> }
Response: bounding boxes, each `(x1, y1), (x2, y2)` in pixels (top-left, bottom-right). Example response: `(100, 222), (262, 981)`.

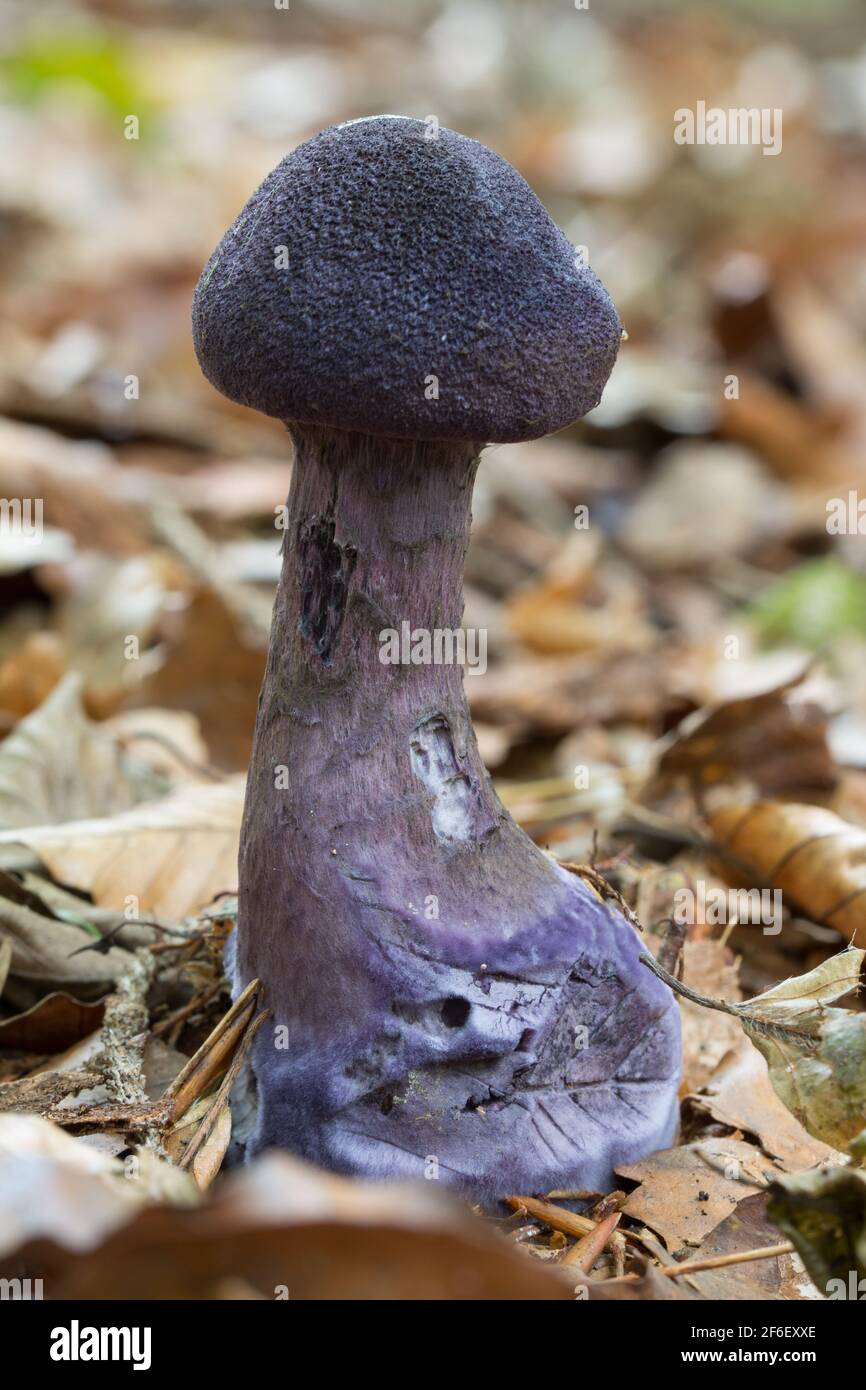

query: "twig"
(178, 1006), (271, 1173)
(560, 861), (644, 934)
(639, 951), (820, 1049)
(505, 1194), (595, 1239)
(164, 978), (262, 1122)
(152, 978), (225, 1038)
(560, 1210), (621, 1271)
(661, 1242), (793, 1278)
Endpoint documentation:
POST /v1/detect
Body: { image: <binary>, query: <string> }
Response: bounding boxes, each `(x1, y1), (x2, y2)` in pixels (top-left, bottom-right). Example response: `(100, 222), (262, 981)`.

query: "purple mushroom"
(193, 115), (680, 1203)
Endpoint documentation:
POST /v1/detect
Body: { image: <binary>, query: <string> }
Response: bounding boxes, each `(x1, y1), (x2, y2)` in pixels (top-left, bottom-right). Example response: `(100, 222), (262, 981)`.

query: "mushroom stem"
(249, 423), (493, 851)
(238, 424), (528, 994)
(233, 425), (681, 1200)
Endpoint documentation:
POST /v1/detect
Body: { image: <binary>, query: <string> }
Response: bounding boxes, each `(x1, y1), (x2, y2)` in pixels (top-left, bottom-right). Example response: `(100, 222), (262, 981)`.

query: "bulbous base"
(229, 862), (680, 1204)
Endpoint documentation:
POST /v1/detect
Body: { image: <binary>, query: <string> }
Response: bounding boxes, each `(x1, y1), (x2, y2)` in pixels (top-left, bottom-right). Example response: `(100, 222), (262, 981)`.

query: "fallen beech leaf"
(679, 1192), (800, 1300)
(506, 532), (651, 656)
(688, 1043), (840, 1172)
(0, 992), (104, 1053)
(0, 672), (166, 831)
(0, 1114), (143, 1257)
(768, 1167), (866, 1298)
(469, 647), (692, 736)
(618, 1138), (765, 1251)
(0, 895), (136, 996)
(655, 667), (836, 799)
(134, 587), (268, 772)
(709, 800), (866, 945)
(650, 946), (865, 1161)
(2, 1150), (571, 1300)
(736, 949), (866, 1159)
(0, 777), (244, 919)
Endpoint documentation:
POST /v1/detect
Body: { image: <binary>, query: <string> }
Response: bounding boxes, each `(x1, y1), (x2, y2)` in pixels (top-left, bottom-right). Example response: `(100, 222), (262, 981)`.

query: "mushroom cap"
(192, 115), (622, 444)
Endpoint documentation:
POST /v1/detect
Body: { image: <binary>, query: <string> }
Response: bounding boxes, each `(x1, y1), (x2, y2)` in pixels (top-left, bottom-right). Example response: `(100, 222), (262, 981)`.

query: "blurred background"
(2, 0), (866, 1301)
(0, 0), (866, 955)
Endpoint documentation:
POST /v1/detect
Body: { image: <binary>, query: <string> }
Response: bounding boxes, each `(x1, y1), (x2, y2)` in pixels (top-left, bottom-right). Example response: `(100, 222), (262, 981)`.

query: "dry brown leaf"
(709, 800), (866, 946)
(680, 1192), (801, 1300)
(469, 647), (696, 736)
(0, 632), (68, 726)
(679, 938), (745, 1094)
(506, 532), (652, 656)
(2, 1149), (571, 1300)
(0, 992), (104, 1053)
(0, 777), (244, 919)
(133, 589), (267, 771)
(655, 670), (837, 800)
(0, 418), (151, 555)
(688, 1041), (842, 1172)
(191, 1104), (232, 1192)
(0, 897), (138, 997)
(618, 1137), (767, 1251)
(720, 372), (866, 489)
(0, 672), (165, 831)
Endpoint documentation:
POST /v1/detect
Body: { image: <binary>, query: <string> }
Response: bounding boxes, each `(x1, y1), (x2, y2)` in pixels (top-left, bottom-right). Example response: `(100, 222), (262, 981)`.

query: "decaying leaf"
(654, 667), (836, 799)
(739, 951), (866, 1159)
(0, 992), (104, 1053)
(676, 1192), (800, 1300)
(0, 672), (167, 831)
(688, 1042), (842, 1174)
(709, 801), (866, 946)
(134, 588), (268, 772)
(618, 1137), (766, 1251)
(0, 777), (244, 920)
(1, 1147), (571, 1300)
(0, 1114), (184, 1258)
(768, 1167), (866, 1298)
(649, 946), (866, 1161)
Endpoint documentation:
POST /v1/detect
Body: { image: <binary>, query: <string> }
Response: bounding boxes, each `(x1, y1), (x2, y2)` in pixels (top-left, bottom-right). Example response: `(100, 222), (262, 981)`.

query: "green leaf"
(768, 1167), (866, 1297)
(750, 557), (866, 649)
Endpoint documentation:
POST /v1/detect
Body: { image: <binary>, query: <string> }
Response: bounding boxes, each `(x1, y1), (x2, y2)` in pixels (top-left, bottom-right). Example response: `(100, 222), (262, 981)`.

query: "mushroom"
(193, 116), (680, 1202)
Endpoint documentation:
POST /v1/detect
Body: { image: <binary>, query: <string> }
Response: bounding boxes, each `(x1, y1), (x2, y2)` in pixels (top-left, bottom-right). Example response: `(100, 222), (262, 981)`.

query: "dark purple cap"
(193, 115), (622, 443)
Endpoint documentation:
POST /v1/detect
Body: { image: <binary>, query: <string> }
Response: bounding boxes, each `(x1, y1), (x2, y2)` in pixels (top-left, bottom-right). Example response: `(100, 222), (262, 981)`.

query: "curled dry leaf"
(1, 1149), (571, 1301)
(689, 1043), (842, 1174)
(0, 1114), (145, 1258)
(617, 1137), (766, 1252)
(0, 777), (244, 920)
(0, 671), (166, 831)
(650, 947), (866, 1161)
(133, 588), (268, 772)
(0, 992), (105, 1053)
(709, 801), (866, 946)
(671, 1192), (800, 1301)
(654, 667), (837, 800)
(0, 894), (137, 996)
(737, 949), (866, 1159)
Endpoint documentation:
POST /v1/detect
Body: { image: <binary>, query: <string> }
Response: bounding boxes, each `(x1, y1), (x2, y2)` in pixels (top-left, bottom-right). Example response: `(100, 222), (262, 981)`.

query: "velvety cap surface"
(192, 116), (622, 443)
